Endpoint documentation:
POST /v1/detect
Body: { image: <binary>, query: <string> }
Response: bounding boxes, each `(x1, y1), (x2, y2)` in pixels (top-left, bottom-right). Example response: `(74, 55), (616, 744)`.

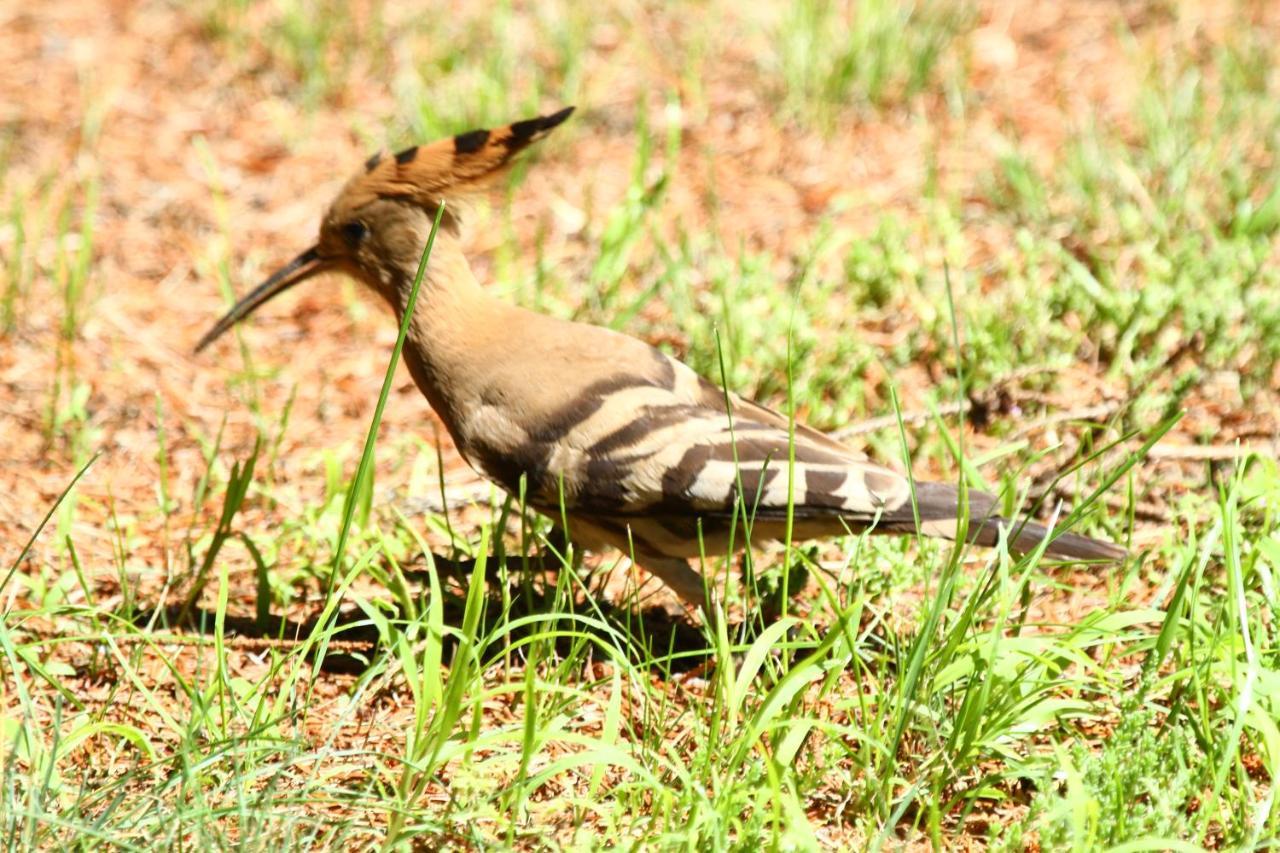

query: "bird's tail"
(880, 481), (1126, 561)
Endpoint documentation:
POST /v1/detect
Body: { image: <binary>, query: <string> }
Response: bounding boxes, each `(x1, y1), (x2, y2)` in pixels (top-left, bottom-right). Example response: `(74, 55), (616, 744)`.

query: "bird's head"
(195, 106), (575, 353)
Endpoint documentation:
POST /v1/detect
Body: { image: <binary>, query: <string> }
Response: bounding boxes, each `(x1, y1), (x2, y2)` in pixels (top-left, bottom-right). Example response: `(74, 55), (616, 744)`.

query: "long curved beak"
(194, 246), (331, 353)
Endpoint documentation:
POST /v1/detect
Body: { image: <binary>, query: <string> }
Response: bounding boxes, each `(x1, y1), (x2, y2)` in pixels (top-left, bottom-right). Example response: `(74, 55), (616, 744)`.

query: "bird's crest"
(336, 106), (576, 216)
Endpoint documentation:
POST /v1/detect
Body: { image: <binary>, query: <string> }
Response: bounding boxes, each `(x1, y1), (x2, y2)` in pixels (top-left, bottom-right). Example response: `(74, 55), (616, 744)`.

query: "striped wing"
(554, 397), (1126, 564)
(453, 328), (918, 542)
(557, 390), (913, 524)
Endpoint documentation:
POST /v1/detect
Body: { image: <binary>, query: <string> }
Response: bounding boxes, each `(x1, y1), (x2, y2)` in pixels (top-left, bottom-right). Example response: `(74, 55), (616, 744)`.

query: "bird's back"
(436, 305), (914, 558)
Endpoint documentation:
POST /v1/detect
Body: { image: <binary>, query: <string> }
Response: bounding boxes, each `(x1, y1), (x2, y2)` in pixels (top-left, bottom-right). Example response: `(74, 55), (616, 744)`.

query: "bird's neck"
(384, 246), (509, 439)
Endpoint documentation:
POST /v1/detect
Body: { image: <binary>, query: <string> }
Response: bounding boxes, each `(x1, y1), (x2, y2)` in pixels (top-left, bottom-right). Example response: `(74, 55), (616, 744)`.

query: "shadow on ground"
(144, 552), (717, 674)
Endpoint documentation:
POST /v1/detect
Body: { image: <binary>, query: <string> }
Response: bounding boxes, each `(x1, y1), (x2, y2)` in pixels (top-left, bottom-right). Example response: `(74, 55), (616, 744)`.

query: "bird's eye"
(340, 221), (368, 246)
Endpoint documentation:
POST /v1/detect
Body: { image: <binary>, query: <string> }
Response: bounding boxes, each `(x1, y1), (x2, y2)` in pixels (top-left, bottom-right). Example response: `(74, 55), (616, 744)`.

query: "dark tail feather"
(882, 481), (1126, 562)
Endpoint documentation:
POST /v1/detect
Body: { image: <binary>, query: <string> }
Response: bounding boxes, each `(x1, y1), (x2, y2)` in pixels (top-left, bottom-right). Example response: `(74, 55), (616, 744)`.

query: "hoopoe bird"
(196, 107), (1124, 611)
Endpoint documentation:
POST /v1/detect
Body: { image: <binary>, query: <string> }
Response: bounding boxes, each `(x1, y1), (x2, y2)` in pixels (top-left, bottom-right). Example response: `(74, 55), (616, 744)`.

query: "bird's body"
(197, 107), (1125, 610)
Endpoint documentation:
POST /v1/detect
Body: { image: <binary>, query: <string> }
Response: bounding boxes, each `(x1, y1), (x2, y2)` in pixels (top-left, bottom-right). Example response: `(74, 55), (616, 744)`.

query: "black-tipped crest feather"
(340, 106), (577, 213)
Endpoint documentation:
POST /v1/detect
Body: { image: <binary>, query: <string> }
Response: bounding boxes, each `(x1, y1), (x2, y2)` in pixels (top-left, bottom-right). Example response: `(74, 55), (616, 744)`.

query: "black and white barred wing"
(562, 401), (914, 524)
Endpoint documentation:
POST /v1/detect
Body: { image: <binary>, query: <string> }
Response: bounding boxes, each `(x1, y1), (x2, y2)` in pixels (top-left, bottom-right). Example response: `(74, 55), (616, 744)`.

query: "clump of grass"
(974, 24), (1280, 400)
(1020, 707), (1201, 849)
(200, 0), (381, 109)
(393, 2), (589, 145)
(1, 195), (28, 334)
(45, 172), (101, 460)
(772, 0), (973, 126)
